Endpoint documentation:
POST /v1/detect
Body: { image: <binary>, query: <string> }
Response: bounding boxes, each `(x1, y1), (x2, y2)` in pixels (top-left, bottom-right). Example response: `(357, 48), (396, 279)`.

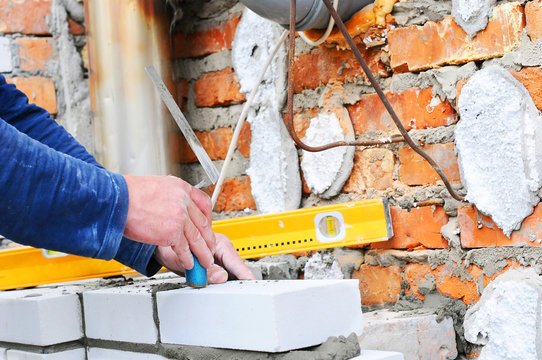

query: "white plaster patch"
(301, 112), (347, 195)
(304, 251), (344, 280)
(452, 0), (496, 37)
(0, 38), (12, 73)
(464, 268), (542, 360)
(231, 8), (287, 107)
(232, 8), (301, 213)
(246, 106), (301, 213)
(455, 65), (542, 236)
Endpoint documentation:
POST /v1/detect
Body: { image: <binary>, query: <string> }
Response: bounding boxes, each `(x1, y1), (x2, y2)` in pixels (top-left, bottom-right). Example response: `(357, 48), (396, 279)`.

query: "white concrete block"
(0, 348), (6, 360)
(83, 286), (158, 344)
(157, 279), (363, 352)
(6, 349), (85, 360)
(87, 348), (167, 360)
(0, 38), (12, 73)
(350, 350), (404, 360)
(0, 288), (83, 346)
(358, 310), (457, 360)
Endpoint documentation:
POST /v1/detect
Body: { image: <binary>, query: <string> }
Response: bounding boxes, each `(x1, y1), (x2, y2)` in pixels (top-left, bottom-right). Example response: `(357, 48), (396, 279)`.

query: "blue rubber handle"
(185, 253), (207, 288)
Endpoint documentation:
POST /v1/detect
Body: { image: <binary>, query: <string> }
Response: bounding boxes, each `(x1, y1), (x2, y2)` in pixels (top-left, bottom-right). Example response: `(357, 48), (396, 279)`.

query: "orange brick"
(432, 264), (482, 305)
(175, 128), (233, 163)
(388, 3), (525, 73)
(16, 37), (55, 72)
(67, 17), (85, 35)
(7, 77), (57, 114)
(237, 121), (251, 158)
(398, 143), (460, 185)
(288, 107), (320, 140)
(194, 68), (246, 107)
(526, 1), (542, 41)
(204, 176), (256, 212)
(173, 14), (240, 58)
(293, 45), (388, 93)
(459, 205), (542, 248)
(510, 67), (542, 112)
(372, 206), (449, 249)
(176, 79), (190, 111)
(347, 87), (457, 134)
(352, 264), (403, 306)
(0, 0), (51, 35)
(404, 263), (433, 300)
(343, 148), (394, 193)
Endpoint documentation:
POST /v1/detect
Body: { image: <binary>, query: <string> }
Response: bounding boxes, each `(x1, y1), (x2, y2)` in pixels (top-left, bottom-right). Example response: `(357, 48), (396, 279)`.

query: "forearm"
(0, 120), (126, 259)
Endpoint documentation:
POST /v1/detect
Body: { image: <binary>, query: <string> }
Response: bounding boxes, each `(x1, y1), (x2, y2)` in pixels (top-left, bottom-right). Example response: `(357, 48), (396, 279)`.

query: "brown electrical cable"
(285, 0), (465, 202)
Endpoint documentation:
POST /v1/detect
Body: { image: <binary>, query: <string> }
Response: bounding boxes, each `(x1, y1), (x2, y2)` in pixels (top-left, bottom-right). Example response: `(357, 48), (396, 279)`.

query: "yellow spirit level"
(0, 199), (392, 290)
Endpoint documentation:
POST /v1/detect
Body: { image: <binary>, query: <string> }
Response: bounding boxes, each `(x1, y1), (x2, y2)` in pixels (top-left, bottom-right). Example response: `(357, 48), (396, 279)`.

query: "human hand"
(154, 233), (257, 284)
(123, 175), (216, 271)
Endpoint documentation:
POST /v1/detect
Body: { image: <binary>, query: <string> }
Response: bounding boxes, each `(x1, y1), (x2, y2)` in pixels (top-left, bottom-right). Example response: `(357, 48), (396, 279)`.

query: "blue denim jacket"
(0, 75), (159, 276)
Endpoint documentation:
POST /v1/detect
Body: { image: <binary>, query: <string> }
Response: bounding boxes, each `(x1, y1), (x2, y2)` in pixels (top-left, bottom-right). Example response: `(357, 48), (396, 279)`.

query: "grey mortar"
(392, 0), (452, 27)
(255, 254), (308, 280)
(333, 247), (364, 279)
(175, 50), (233, 81)
(301, 193), (355, 208)
(49, 0), (94, 154)
(161, 333), (360, 360)
(172, 1), (243, 34)
(181, 153), (249, 186)
(364, 249), (438, 267)
(389, 62), (478, 109)
(465, 247), (542, 277)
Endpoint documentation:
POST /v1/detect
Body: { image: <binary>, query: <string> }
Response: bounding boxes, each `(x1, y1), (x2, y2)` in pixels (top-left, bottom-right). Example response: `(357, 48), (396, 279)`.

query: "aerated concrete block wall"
(172, 0), (542, 357)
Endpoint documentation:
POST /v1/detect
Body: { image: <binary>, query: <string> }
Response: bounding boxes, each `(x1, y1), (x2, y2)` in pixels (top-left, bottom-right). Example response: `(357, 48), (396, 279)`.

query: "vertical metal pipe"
(85, 0), (178, 176)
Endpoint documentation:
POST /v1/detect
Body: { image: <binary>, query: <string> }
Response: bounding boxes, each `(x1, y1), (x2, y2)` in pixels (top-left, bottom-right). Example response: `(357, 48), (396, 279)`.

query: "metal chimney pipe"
(85, 0), (179, 176)
(239, 0), (372, 30)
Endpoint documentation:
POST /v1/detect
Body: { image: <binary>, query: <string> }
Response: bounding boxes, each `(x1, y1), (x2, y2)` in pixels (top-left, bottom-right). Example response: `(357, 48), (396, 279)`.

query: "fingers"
(180, 216), (214, 269)
(185, 197), (216, 256)
(207, 264), (228, 284)
(215, 233), (257, 280)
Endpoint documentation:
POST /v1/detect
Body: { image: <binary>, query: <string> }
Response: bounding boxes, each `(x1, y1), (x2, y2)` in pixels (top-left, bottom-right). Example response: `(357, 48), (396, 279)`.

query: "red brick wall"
(174, 0), (542, 314)
(0, 0), (86, 117)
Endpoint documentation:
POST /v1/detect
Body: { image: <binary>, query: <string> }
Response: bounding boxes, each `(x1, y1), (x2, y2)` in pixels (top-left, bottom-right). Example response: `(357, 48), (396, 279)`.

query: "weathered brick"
(404, 263), (433, 300)
(7, 77), (57, 114)
(352, 265), (402, 306)
(236, 121), (251, 158)
(526, 1), (542, 41)
(511, 67), (542, 112)
(176, 128), (232, 163)
(17, 37), (55, 72)
(173, 14), (240, 58)
(194, 68), (246, 107)
(343, 148), (394, 193)
(293, 45), (388, 93)
(433, 264), (482, 305)
(458, 205), (542, 248)
(388, 3), (525, 73)
(398, 143), (460, 186)
(347, 87), (457, 134)
(0, 0), (51, 35)
(372, 206), (449, 250)
(67, 17), (85, 35)
(204, 176), (256, 212)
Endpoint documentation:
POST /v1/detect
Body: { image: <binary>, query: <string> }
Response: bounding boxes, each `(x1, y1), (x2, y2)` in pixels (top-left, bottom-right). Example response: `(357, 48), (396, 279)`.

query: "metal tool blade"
(145, 66), (219, 184)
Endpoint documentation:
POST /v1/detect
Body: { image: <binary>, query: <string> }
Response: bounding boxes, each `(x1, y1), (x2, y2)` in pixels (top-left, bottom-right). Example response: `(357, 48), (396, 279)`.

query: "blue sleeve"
(0, 75), (159, 276)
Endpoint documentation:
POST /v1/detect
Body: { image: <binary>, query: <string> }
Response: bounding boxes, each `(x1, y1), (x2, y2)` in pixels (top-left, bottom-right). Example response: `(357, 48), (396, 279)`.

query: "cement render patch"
(157, 280), (363, 352)
(0, 38), (12, 73)
(350, 350), (404, 360)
